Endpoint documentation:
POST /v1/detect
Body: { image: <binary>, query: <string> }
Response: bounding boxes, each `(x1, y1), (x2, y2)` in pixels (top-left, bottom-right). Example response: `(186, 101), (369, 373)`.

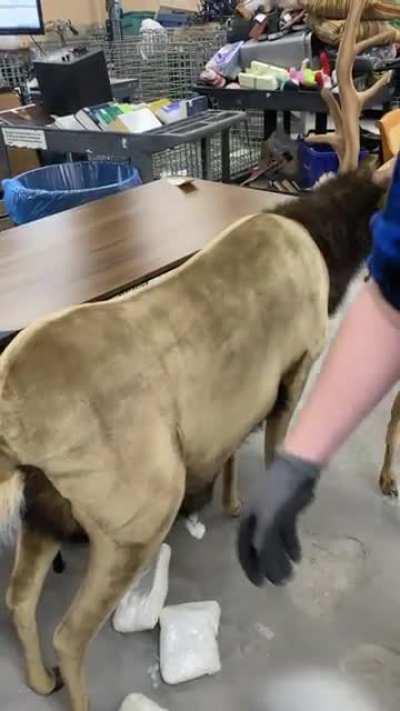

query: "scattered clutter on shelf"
(199, 0), (400, 94)
(302, 0), (400, 46)
(195, 0), (400, 190)
(53, 96), (209, 134)
(201, 46), (334, 92)
(241, 128), (300, 189)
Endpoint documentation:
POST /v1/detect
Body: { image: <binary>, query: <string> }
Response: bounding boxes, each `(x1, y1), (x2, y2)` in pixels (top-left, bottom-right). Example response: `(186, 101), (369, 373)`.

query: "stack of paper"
(52, 95), (206, 134)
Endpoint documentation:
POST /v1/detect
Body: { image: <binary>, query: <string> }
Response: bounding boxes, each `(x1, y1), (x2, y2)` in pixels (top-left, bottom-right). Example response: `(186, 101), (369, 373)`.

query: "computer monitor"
(0, 0), (44, 36)
(34, 51), (113, 116)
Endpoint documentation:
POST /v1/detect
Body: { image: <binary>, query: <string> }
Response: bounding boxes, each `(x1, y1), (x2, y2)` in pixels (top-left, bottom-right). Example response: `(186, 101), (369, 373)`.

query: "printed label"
(2, 128), (47, 150)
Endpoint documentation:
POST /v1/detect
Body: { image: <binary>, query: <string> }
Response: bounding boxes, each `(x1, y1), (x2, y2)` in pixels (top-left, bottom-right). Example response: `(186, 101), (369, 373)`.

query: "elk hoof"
(379, 472), (398, 499)
(50, 667), (64, 694)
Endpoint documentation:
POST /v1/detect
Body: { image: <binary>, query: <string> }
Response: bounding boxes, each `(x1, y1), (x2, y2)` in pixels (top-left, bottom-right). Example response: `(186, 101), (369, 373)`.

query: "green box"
(122, 11), (156, 35)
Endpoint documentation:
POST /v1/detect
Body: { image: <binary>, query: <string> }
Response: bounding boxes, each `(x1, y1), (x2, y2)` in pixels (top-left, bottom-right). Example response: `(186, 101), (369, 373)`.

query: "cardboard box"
(0, 91), (40, 181)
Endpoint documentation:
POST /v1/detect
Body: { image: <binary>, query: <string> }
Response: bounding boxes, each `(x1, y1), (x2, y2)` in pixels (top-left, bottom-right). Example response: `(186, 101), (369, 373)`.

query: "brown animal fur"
(275, 170), (383, 314)
(0, 170), (384, 711)
(21, 466), (86, 542)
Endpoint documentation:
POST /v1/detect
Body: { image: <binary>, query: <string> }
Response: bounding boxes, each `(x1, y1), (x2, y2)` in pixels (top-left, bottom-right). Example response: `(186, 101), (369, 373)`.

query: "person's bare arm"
(238, 156), (400, 587)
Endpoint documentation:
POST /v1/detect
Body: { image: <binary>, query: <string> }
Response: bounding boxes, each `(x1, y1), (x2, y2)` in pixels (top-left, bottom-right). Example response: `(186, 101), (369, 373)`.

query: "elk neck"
(272, 171), (385, 315)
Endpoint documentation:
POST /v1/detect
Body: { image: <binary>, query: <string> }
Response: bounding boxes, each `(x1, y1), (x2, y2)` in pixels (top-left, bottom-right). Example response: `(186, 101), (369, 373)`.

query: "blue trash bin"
(298, 140), (368, 189)
(3, 161), (142, 225)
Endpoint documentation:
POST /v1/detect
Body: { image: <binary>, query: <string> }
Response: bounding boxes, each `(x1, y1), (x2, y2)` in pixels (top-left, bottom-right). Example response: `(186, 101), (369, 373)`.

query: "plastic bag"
(119, 693), (168, 711)
(160, 601), (221, 684)
(3, 161), (142, 225)
(113, 544), (171, 634)
(205, 42), (243, 79)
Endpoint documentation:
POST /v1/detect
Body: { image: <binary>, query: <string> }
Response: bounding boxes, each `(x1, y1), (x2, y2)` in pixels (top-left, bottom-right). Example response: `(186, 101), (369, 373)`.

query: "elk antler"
(306, 0), (393, 173)
(301, 1), (400, 22)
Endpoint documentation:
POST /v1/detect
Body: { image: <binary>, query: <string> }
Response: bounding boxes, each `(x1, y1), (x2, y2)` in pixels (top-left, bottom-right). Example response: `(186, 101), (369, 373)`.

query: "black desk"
(195, 85), (394, 140)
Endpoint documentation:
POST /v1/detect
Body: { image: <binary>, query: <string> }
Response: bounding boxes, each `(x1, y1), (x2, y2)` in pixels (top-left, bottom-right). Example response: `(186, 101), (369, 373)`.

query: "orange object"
(378, 108), (400, 162)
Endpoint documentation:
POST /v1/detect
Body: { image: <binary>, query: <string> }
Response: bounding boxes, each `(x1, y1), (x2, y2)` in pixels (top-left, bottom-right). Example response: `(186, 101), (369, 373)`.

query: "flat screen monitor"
(0, 0), (44, 35)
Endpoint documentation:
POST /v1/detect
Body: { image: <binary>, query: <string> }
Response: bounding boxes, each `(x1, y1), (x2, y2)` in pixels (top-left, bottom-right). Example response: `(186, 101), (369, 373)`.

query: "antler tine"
(356, 29), (397, 56)
(305, 88), (346, 162)
(306, 0), (395, 174)
(305, 0), (368, 172)
(334, 0), (370, 172)
(359, 70), (393, 109)
(320, 87), (343, 131)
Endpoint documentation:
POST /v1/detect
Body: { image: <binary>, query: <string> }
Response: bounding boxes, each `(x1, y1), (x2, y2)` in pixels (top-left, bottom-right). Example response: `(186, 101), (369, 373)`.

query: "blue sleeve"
(369, 211), (400, 311)
(368, 156), (400, 311)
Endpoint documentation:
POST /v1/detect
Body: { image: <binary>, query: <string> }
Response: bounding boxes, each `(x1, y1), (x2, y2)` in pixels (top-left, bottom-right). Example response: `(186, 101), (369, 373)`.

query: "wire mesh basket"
(35, 27), (227, 102)
(152, 126), (254, 183)
(0, 50), (31, 91)
(0, 28), (261, 182)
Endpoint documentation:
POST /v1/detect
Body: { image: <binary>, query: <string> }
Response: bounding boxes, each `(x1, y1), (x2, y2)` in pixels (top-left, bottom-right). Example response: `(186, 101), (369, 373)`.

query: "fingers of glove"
(281, 519), (301, 563)
(238, 514), (264, 587)
(259, 527), (293, 586)
(297, 481), (316, 511)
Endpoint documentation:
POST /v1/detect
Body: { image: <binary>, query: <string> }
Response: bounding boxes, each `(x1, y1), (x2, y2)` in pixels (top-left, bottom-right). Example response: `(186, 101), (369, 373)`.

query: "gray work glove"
(238, 453), (321, 587)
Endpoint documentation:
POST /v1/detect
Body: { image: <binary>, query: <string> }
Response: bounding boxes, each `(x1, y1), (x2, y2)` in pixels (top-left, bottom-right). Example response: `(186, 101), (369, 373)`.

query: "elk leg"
(379, 391), (400, 498)
(6, 526), (60, 695)
(53, 501), (182, 711)
(222, 456), (241, 517)
(265, 352), (315, 465)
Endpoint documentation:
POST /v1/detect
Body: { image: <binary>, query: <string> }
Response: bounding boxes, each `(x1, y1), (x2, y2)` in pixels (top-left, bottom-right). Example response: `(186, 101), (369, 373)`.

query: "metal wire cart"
(0, 29), (256, 182)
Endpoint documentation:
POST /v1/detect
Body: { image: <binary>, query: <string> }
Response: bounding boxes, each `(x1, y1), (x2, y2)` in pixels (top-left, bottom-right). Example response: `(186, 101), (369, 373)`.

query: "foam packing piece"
(160, 601), (221, 684)
(119, 693), (169, 711)
(250, 60), (289, 83)
(184, 513), (206, 540)
(113, 544), (171, 633)
(239, 72), (279, 90)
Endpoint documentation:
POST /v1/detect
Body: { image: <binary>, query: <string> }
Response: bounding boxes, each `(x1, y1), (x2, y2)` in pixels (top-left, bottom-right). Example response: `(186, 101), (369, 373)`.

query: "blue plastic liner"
(3, 161), (142, 225)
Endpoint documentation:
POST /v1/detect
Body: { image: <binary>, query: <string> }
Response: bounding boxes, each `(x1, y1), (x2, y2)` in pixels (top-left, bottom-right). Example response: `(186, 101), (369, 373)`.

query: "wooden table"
(0, 179), (290, 349)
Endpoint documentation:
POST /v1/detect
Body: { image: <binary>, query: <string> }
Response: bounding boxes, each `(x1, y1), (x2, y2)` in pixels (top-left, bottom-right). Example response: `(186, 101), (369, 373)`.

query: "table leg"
(315, 112), (328, 134)
(132, 151), (154, 184)
(263, 110), (277, 141)
(0, 130), (11, 180)
(201, 137), (209, 180)
(221, 129), (231, 184)
(283, 111), (291, 135)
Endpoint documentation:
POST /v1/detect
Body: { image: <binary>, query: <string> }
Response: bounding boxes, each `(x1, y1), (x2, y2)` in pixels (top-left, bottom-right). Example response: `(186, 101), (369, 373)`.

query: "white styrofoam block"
(160, 601), (221, 685)
(119, 693), (168, 711)
(184, 513), (206, 540)
(113, 544), (171, 633)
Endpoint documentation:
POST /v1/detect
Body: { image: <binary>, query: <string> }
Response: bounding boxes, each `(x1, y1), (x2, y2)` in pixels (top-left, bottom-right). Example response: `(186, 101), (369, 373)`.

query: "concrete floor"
(2, 280), (400, 711)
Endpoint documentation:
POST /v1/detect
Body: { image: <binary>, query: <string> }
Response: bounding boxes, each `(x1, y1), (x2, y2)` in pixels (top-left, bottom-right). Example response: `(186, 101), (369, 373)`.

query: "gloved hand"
(238, 453), (321, 587)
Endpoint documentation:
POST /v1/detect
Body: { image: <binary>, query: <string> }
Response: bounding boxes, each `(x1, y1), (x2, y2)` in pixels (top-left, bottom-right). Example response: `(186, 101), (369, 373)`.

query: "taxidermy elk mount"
(0, 2), (397, 710)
